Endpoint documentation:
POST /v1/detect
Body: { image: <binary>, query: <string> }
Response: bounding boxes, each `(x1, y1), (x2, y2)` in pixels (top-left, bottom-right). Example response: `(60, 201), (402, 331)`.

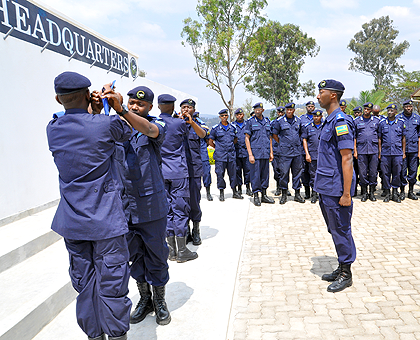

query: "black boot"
(246, 183), (252, 196)
(304, 186), (311, 199)
(205, 186), (213, 201)
(279, 189), (287, 204)
(274, 182), (281, 196)
(311, 189), (317, 204)
(369, 185), (377, 201)
(360, 186), (368, 202)
(294, 189), (305, 203)
(186, 221), (193, 244)
(287, 190), (292, 196)
(237, 185), (242, 194)
(166, 236), (177, 261)
(152, 285), (171, 325)
(176, 236), (198, 262)
(400, 186), (405, 200)
(381, 189), (387, 197)
(327, 264), (353, 293)
(322, 263), (341, 282)
(408, 183), (418, 200)
(108, 334), (127, 340)
(232, 187), (243, 199)
(88, 334), (106, 340)
(383, 189), (391, 202)
(261, 189), (275, 204)
(253, 192), (261, 206)
(219, 189), (225, 202)
(130, 282), (154, 324)
(192, 221), (202, 245)
(392, 188), (401, 203)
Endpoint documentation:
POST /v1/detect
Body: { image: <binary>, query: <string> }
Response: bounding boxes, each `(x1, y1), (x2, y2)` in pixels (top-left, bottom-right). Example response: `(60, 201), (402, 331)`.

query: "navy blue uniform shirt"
(209, 122), (237, 161)
(244, 116), (272, 159)
(232, 121), (249, 158)
(271, 115), (303, 157)
(396, 112), (420, 153)
(270, 119), (280, 156)
(185, 117), (209, 177)
(378, 118), (406, 156)
(354, 116), (380, 154)
(301, 122), (322, 160)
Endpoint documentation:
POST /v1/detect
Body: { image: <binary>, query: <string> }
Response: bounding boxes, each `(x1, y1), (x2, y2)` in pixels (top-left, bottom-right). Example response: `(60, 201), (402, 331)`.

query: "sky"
(38, 0), (420, 116)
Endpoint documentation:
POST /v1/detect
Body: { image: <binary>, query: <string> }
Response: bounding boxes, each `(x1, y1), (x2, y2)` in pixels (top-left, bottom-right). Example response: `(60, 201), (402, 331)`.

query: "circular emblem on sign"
(320, 80), (326, 88)
(137, 90), (145, 99)
(130, 57), (138, 78)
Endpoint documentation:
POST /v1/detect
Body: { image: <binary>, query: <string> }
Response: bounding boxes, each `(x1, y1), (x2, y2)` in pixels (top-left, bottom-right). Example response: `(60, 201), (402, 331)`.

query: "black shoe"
(261, 189), (275, 204)
(108, 334), (127, 340)
(88, 334), (106, 340)
(246, 183), (252, 196)
(205, 186), (213, 201)
(369, 185), (377, 201)
(287, 190), (292, 196)
(176, 236), (198, 262)
(381, 190), (387, 197)
(186, 222), (193, 244)
(408, 184), (418, 200)
(304, 186), (311, 199)
(219, 189), (225, 202)
(237, 185), (242, 194)
(274, 183), (281, 196)
(327, 264), (353, 293)
(152, 285), (171, 325)
(130, 282), (154, 324)
(400, 186), (406, 200)
(192, 221), (202, 245)
(294, 190), (305, 203)
(392, 188), (401, 203)
(383, 189), (390, 203)
(232, 187), (244, 199)
(360, 186), (368, 202)
(322, 264), (341, 282)
(253, 192), (261, 206)
(166, 236), (177, 261)
(311, 190), (317, 204)
(279, 189), (287, 204)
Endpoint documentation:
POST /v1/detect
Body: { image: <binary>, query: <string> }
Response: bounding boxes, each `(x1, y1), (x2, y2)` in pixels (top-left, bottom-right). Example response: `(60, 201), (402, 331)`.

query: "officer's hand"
(183, 112), (192, 124)
(101, 84), (123, 112)
(306, 155), (311, 163)
(90, 90), (103, 114)
(378, 153), (381, 160)
(403, 153), (406, 159)
(354, 151), (358, 159)
(249, 155), (255, 164)
(339, 194), (351, 207)
(269, 153), (274, 162)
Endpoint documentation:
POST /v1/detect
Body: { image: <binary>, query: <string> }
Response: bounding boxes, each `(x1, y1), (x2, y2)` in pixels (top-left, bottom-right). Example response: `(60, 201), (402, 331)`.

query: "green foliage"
(347, 89), (391, 114)
(181, 0), (268, 120)
(244, 20), (319, 106)
(348, 16), (410, 89)
(208, 147), (215, 165)
(233, 98), (254, 119)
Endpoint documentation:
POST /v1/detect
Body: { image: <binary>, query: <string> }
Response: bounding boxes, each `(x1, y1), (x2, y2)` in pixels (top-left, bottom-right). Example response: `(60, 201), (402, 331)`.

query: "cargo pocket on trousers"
(100, 252), (129, 297)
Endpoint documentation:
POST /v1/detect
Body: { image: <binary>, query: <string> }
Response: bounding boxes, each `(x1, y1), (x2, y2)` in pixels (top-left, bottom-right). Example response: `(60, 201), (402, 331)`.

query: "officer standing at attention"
(196, 112), (214, 201)
(315, 79), (356, 293)
(180, 100), (207, 245)
(209, 109), (243, 201)
(351, 106), (362, 195)
(300, 101), (316, 199)
(272, 106), (285, 196)
(159, 96), (198, 263)
(378, 104), (406, 202)
(301, 109), (323, 203)
(397, 100), (420, 200)
(232, 108), (252, 196)
(339, 99), (347, 114)
(353, 102), (380, 202)
(271, 102), (305, 204)
(105, 87), (171, 326)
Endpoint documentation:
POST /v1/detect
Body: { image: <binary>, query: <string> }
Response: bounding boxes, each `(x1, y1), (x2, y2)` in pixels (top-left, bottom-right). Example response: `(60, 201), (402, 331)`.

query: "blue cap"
(353, 106), (362, 112)
(54, 71), (91, 95)
(403, 99), (413, 106)
(180, 98), (196, 107)
(253, 102), (263, 109)
(234, 108), (243, 114)
(318, 79), (345, 92)
(363, 102), (373, 108)
(158, 94), (176, 104)
(339, 100), (347, 106)
(219, 109), (228, 115)
(127, 86), (154, 103)
(285, 102), (295, 109)
(276, 106), (285, 112)
(313, 109), (323, 116)
(305, 101), (315, 106)
(387, 103), (398, 110)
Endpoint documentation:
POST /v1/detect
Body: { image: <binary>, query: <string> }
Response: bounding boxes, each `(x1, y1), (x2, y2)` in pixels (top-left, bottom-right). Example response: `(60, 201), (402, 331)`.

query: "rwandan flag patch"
(335, 124), (349, 136)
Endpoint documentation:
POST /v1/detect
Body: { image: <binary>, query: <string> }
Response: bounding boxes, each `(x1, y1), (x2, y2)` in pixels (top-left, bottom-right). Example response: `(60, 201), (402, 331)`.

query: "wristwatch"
(117, 104), (128, 116)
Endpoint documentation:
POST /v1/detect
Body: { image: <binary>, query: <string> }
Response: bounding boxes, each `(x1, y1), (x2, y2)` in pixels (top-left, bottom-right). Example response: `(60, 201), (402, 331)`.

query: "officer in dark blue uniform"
(315, 79), (356, 293)
(109, 87), (170, 326)
(353, 102), (380, 202)
(397, 100), (420, 200)
(245, 102), (275, 206)
(200, 129), (213, 201)
(302, 109), (323, 203)
(351, 106), (362, 195)
(271, 102), (305, 204)
(379, 104), (406, 202)
(300, 101), (316, 199)
(339, 99), (347, 114)
(209, 109), (242, 201)
(232, 108), (252, 196)
(271, 106), (285, 195)
(159, 96), (198, 263)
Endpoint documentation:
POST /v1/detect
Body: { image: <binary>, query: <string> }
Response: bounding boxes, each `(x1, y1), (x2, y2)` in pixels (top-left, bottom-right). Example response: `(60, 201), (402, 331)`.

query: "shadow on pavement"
(310, 256), (338, 277)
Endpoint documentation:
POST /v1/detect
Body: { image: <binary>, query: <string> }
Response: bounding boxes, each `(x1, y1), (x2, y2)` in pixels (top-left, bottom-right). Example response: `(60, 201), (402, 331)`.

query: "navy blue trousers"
(236, 156), (251, 186)
(358, 153), (379, 186)
(271, 154), (281, 183)
(301, 157), (310, 187)
(319, 194), (356, 265)
(127, 217), (169, 287)
(353, 157), (359, 187)
(250, 158), (269, 193)
(381, 155), (403, 189)
(309, 159), (318, 188)
(189, 176), (202, 222)
(279, 155), (303, 190)
(65, 235), (131, 338)
(202, 159), (212, 188)
(215, 160), (237, 189)
(401, 152), (419, 186)
(165, 178), (190, 237)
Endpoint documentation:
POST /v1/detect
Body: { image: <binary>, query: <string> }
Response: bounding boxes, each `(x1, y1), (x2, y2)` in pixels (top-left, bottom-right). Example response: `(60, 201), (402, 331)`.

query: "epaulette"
(155, 118), (166, 127)
(52, 111), (65, 119)
(304, 122), (311, 127)
(196, 117), (204, 124)
(336, 112), (345, 121)
(212, 124), (219, 128)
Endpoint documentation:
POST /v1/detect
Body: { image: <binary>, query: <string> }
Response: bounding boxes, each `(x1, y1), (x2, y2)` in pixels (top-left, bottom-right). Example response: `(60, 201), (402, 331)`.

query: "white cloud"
(320, 0), (359, 10)
(373, 6), (411, 18)
(267, 0), (295, 10)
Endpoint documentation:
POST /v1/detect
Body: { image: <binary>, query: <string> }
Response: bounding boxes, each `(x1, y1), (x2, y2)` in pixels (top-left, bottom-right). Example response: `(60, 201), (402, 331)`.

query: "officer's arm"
(302, 138), (311, 162)
(378, 139), (381, 159)
(233, 137), (238, 144)
(272, 134), (279, 143)
(418, 136), (420, 158)
(353, 139), (358, 159)
(339, 149), (353, 206)
(124, 113), (159, 138)
(269, 136), (273, 161)
(209, 138), (216, 148)
(245, 133), (255, 164)
(403, 136), (406, 159)
(184, 113), (206, 138)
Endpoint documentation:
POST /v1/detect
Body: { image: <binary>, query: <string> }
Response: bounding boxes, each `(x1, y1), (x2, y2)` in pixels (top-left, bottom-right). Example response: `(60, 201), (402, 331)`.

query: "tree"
(347, 89), (391, 114)
(348, 16), (410, 89)
(181, 0), (267, 120)
(234, 98), (254, 119)
(244, 21), (319, 106)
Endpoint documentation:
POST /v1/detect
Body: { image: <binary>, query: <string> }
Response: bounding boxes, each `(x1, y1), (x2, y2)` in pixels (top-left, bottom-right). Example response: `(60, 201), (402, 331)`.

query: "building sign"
(0, 0), (136, 77)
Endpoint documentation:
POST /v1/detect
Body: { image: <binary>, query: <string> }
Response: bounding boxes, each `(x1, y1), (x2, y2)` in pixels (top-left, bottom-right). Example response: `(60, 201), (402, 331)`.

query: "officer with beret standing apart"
(315, 79), (356, 293)
(300, 101), (316, 199)
(397, 100), (420, 200)
(179, 100), (207, 245)
(158, 96), (198, 263)
(339, 99), (348, 114)
(272, 106), (285, 196)
(353, 102), (380, 202)
(272, 102), (305, 204)
(302, 109), (323, 204)
(379, 104), (407, 202)
(209, 109), (243, 201)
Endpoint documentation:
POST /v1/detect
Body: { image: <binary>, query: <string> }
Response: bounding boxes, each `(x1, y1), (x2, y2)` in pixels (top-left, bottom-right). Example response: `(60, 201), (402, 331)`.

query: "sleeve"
(377, 122), (382, 138)
(109, 115), (132, 143)
(402, 121), (407, 136)
(150, 119), (166, 144)
(271, 119), (279, 135)
(335, 118), (354, 151)
(301, 125), (308, 139)
(209, 127), (216, 140)
(244, 120), (252, 136)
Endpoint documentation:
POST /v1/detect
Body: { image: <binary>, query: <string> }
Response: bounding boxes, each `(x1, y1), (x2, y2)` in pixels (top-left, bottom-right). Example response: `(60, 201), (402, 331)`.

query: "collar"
(326, 107), (341, 123)
(64, 108), (89, 115)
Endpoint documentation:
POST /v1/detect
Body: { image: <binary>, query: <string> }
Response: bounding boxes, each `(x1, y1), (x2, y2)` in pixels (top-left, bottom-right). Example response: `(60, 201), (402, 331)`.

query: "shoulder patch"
(155, 119), (166, 127)
(336, 112), (345, 121)
(336, 124), (349, 136)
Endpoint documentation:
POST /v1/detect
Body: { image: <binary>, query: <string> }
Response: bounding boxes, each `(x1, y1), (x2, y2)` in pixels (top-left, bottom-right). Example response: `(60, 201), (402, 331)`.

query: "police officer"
(271, 106), (285, 195)
(110, 87), (171, 326)
(245, 102), (275, 206)
(300, 101), (316, 199)
(271, 102), (305, 204)
(315, 79), (356, 293)
(339, 99), (347, 114)
(352, 106), (362, 195)
(196, 112), (213, 201)
(302, 109), (323, 203)
(180, 100), (207, 245)
(354, 102), (380, 202)
(372, 105), (382, 117)
(397, 100), (420, 200)
(379, 104), (406, 202)
(159, 96), (198, 263)
(232, 108), (252, 196)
